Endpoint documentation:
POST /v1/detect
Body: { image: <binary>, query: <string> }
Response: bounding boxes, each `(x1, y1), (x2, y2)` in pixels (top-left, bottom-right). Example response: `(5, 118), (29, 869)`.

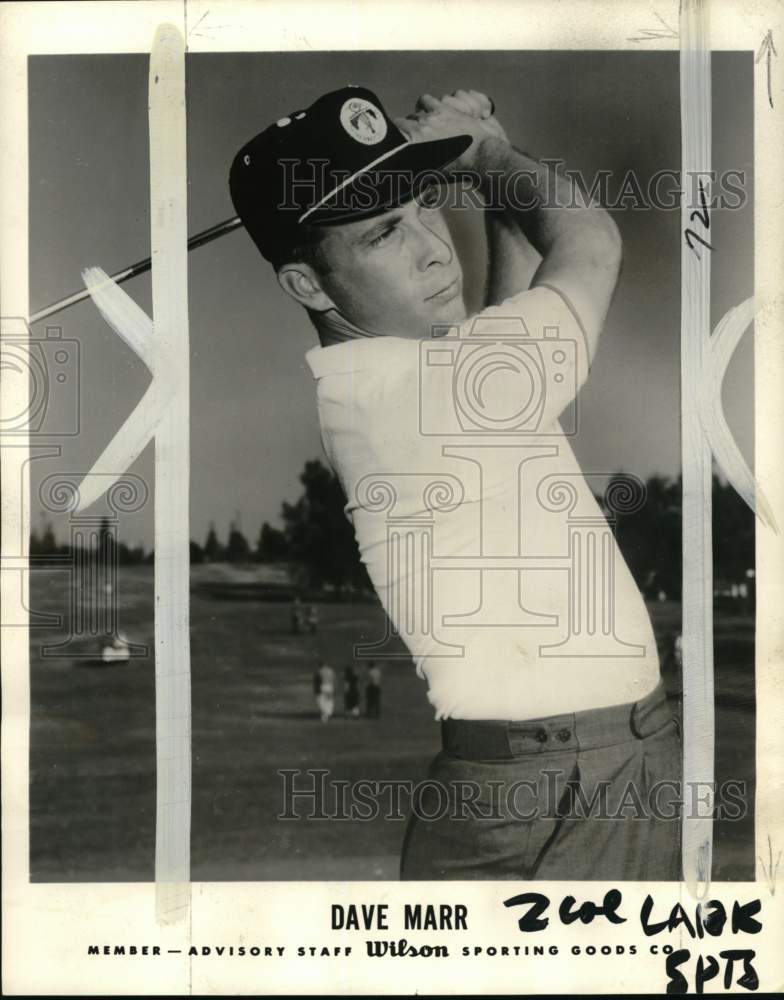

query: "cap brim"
(304, 133), (473, 225)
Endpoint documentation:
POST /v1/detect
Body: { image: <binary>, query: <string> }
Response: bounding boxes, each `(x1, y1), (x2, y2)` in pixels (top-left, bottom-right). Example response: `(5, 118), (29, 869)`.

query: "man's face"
(314, 188), (467, 339)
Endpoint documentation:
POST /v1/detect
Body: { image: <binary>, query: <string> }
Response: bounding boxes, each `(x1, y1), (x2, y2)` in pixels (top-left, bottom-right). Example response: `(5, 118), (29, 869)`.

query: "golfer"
(313, 659), (336, 723)
(230, 85), (680, 880)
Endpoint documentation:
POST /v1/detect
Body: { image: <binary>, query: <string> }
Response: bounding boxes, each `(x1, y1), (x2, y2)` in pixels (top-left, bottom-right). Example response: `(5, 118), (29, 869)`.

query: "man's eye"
(369, 226), (396, 247)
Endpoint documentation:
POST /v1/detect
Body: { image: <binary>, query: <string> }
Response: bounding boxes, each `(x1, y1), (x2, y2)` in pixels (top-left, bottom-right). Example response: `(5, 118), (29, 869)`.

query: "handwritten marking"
(628, 11), (678, 42)
(187, 10), (209, 37)
(758, 834), (782, 896)
(684, 178), (714, 258)
(756, 30), (777, 110)
(186, 8), (232, 40)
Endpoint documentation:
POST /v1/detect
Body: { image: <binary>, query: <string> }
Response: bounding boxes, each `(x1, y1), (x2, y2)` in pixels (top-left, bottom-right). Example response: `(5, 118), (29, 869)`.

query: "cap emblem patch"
(339, 98), (387, 145)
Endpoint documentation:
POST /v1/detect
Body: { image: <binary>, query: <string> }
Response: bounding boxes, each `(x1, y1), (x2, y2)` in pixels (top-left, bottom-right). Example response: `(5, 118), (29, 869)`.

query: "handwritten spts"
(503, 891), (762, 993)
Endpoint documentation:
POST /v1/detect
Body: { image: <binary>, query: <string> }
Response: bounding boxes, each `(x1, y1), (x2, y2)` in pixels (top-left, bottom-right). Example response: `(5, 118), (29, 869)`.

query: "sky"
(27, 51), (754, 551)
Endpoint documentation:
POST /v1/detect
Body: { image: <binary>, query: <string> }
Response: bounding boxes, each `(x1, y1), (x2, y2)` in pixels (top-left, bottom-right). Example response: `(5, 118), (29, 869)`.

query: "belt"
(440, 680), (677, 761)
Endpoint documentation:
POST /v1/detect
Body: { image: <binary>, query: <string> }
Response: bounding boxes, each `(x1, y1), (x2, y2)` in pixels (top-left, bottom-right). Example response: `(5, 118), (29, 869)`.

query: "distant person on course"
(365, 661), (382, 720)
(291, 596), (303, 635)
(343, 665), (361, 717)
(313, 659), (336, 723)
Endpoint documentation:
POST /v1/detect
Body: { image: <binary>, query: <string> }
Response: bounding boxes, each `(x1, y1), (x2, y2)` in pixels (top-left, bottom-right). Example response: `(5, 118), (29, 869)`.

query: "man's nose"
(414, 214), (453, 270)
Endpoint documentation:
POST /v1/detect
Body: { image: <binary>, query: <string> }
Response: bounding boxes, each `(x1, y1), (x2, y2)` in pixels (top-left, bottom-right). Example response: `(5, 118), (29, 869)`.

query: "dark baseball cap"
(229, 85), (472, 263)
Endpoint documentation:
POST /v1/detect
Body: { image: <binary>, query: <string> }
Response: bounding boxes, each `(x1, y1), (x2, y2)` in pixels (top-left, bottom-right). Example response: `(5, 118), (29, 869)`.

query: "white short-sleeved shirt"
(305, 285), (661, 721)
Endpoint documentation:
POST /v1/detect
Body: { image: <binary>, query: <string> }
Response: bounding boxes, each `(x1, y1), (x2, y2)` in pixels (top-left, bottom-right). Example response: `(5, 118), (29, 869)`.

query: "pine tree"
(204, 521), (223, 562)
(226, 512), (251, 562)
(256, 521), (288, 562)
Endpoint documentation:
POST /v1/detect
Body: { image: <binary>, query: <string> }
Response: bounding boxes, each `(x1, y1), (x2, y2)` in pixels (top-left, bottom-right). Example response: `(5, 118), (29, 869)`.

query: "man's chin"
(427, 293), (467, 330)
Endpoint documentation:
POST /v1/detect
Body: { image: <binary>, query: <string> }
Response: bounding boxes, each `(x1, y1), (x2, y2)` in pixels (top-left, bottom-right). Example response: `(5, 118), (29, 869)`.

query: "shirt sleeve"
(450, 283), (592, 435)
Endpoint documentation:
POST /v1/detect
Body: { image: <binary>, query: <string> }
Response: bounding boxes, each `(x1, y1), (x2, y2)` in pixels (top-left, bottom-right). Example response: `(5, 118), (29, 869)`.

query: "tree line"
(30, 518), (149, 565)
(193, 461), (372, 595)
(31, 460), (755, 602)
(608, 472), (755, 601)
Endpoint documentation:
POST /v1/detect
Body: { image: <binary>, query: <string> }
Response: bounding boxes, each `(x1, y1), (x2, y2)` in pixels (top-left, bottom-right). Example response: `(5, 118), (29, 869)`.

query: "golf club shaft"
(29, 215), (242, 325)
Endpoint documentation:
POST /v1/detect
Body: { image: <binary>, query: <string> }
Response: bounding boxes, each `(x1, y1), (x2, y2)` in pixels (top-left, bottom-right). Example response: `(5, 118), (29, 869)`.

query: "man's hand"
(394, 89), (509, 171)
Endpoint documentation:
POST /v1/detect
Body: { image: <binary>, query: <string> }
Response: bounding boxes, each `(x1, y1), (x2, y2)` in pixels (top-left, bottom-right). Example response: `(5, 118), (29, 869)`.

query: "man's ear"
(277, 263), (336, 313)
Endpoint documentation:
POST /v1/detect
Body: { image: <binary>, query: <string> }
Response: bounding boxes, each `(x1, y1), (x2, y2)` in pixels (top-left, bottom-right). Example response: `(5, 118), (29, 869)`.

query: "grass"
(28, 565), (754, 881)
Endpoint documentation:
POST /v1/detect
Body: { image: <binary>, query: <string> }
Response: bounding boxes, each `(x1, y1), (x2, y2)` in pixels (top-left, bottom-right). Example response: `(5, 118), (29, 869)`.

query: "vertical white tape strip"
(149, 24), (192, 924)
(754, 23), (784, 890)
(680, 0), (714, 896)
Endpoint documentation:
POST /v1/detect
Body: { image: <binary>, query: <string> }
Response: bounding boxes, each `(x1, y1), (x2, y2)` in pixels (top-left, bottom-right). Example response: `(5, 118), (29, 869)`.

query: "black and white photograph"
(24, 45), (755, 883)
(2, 1), (783, 995)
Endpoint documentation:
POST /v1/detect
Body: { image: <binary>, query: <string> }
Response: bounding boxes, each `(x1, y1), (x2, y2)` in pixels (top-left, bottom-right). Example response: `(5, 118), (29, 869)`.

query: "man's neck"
(313, 308), (383, 348)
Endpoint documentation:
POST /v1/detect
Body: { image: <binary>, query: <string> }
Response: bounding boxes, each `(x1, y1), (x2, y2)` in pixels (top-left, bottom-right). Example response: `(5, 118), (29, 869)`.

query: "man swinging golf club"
(229, 85), (680, 880)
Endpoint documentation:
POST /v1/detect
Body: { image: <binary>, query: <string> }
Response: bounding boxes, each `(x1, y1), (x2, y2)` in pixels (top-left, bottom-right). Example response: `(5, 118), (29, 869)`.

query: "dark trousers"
(366, 684), (381, 718)
(400, 680), (681, 881)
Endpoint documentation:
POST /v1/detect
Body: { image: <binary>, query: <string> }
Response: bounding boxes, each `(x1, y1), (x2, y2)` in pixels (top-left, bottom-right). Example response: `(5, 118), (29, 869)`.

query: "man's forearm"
(461, 135), (622, 349)
(471, 136), (621, 262)
(483, 205), (540, 307)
